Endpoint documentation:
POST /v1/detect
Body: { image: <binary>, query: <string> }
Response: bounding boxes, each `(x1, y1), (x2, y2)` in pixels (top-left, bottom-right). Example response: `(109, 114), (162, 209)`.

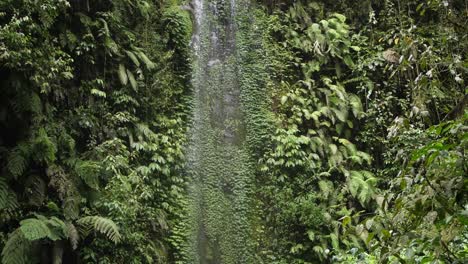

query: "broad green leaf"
(118, 64), (128, 85)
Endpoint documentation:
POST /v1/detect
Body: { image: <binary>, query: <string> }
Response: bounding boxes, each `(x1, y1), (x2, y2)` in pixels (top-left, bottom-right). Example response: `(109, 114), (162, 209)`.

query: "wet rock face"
(185, 0), (254, 263)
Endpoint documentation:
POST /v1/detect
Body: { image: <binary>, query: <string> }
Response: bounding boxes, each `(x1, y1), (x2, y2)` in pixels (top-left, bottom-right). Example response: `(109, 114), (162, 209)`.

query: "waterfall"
(190, 0), (204, 54)
(185, 0), (254, 263)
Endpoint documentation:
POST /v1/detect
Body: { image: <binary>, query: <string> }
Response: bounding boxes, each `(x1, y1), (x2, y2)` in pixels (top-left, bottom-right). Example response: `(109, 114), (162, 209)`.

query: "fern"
(30, 92), (42, 115)
(74, 159), (101, 189)
(135, 123), (158, 140)
(45, 216), (68, 241)
(348, 170), (376, 205)
(0, 177), (18, 218)
(19, 218), (51, 240)
(66, 222), (79, 250)
(77, 216), (122, 243)
(2, 216), (68, 264)
(63, 195), (80, 220)
(24, 175), (46, 206)
(6, 148), (27, 179)
(1, 229), (31, 264)
(0, 191), (18, 213)
(19, 215), (66, 241)
(32, 128), (57, 164)
(47, 165), (81, 220)
(0, 177), (11, 209)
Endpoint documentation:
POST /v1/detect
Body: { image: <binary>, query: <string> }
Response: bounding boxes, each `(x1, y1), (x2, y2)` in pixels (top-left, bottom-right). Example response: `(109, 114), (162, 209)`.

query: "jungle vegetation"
(0, 0), (466, 263)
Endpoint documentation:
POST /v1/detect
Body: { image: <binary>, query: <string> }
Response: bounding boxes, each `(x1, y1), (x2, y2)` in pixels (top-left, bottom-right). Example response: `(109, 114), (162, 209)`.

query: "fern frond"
(1, 229), (31, 264)
(2, 216), (69, 264)
(63, 195), (80, 220)
(0, 178), (19, 222)
(0, 177), (14, 209)
(46, 217), (68, 241)
(22, 215), (68, 240)
(24, 175), (46, 206)
(155, 209), (168, 231)
(348, 170), (376, 205)
(74, 160), (101, 189)
(77, 216), (121, 243)
(6, 148), (27, 179)
(30, 92), (42, 115)
(135, 123), (157, 140)
(32, 128), (57, 164)
(318, 180), (333, 198)
(6, 192), (19, 210)
(66, 222), (79, 250)
(19, 218), (51, 241)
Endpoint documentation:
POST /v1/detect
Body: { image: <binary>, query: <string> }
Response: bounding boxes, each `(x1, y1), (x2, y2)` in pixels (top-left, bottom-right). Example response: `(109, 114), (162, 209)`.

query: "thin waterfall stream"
(186, 0), (253, 263)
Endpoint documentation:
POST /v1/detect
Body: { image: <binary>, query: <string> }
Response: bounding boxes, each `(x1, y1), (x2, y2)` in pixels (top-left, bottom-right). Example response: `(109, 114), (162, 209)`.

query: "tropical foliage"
(0, 0), (466, 263)
(0, 0), (191, 263)
(254, 0), (467, 263)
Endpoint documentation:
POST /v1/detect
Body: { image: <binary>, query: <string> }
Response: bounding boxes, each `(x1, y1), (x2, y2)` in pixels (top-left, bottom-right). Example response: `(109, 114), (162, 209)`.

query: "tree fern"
(77, 216), (121, 243)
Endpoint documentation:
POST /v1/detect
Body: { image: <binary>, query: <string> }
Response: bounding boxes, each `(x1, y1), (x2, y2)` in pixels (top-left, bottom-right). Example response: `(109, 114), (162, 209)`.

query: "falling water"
(186, 0), (253, 263)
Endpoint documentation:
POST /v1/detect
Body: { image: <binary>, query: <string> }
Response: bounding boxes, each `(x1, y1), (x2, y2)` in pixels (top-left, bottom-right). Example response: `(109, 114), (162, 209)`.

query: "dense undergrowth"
(0, 0), (467, 263)
(254, 0), (467, 263)
(0, 0), (191, 263)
